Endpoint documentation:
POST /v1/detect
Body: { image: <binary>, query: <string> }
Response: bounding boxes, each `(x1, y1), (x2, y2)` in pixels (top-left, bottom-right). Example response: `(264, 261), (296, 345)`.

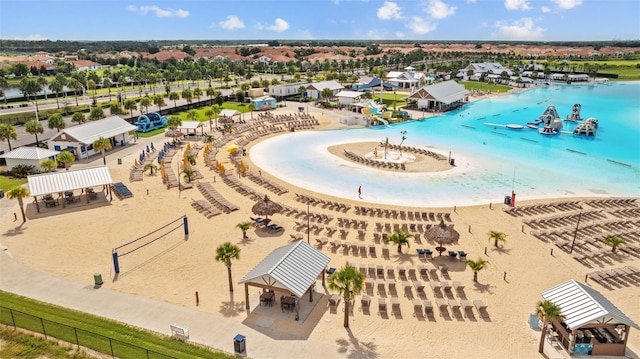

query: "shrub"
(11, 164), (38, 178)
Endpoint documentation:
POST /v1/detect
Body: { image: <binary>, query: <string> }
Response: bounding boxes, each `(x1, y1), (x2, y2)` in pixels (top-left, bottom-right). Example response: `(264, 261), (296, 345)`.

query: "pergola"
(239, 241), (330, 310)
(218, 109), (242, 124)
(177, 121), (205, 137)
(541, 279), (639, 356)
(27, 165), (113, 212)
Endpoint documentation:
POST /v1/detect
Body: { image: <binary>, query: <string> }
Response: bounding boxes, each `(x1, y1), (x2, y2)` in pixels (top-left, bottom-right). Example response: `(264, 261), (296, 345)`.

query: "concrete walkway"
(0, 249), (342, 358)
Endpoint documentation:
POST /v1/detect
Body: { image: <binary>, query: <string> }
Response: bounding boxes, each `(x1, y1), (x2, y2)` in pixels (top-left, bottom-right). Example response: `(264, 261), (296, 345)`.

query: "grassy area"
(0, 291), (233, 359)
(0, 326), (97, 359)
(135, 128), (166, 138)
(0, 176), (27, 192)
(221, 103), (249, 113)
(379, 93), (408, 108)
(460, 81), (512, 93)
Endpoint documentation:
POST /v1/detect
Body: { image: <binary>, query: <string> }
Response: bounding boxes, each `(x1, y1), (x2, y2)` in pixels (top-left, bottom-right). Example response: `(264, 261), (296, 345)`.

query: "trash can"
(504, 195), (511, 205)
(449, 158), (455, 166)
(117, 158), (122, 165)
(233, 334), (246, 354)
(93, 273), (103, 286)
(0, 189), (4, 198)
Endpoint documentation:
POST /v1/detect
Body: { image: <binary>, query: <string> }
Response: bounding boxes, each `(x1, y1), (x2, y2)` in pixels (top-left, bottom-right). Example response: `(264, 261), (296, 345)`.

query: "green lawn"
(0, 176), (27, 192)
(135, 128), (166, 138)
(460, 81), (512, 93)
(0, 326), (96, 359)
(0, 291), (233, 359)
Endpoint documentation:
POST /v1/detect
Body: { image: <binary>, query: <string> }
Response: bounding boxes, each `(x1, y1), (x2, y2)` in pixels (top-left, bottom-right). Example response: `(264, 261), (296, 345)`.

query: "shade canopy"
(252, 195), (282, 219)
(28, 165), (112, 197)
(426, 220), (459, 245)
(226, 144), (239, 153)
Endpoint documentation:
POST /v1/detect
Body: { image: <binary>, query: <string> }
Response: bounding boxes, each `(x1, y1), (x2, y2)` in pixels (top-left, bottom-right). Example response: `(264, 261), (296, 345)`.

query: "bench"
(170, 324), (189, 340)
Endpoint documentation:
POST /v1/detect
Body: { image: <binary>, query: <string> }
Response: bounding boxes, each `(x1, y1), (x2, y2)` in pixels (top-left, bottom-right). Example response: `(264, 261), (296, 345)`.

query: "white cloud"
(10, 34), (48, 41)
(395, 31), (405, 38)
(267, 18), (290, 32)
(541, 6), (551, 13)
(426, 0), (456, 19)
(504, 0), (532, 11)
(494, 17), (544, 40)
(127, 5), (189, 18)
(366, 30), (387, 40)
(407, 16), (436, 35)
(551, 0), (582, 10)
(466, 0), (477, 3)
(218, 15), (244, 30)
(377, 1), (403, 20)
(297, 30), (315, 40)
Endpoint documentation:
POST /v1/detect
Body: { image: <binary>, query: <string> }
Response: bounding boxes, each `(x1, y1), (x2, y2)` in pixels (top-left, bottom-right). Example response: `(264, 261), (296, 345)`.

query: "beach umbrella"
(252, 195), (283, 221)
(165, 129), (182, 139)
(227, 144), (239, 153)
(426, 220), (460, 256)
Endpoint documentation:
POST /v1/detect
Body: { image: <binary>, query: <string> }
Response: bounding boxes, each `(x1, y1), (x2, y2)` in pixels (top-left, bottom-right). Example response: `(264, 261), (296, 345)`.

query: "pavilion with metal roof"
(27, 165), (114, 212)
(407, 80), (469, 112)
(540, 279), (638, 356)
(0, 147), (60, 171)
(239, 240), (330, 310)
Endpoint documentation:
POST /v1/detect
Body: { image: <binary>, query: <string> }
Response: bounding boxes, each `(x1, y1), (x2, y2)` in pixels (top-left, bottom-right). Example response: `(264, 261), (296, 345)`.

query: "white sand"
(1, 98), (638, 359)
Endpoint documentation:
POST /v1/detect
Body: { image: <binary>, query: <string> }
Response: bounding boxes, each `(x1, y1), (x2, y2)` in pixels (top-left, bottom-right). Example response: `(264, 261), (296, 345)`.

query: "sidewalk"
(0, 249), (341, 358)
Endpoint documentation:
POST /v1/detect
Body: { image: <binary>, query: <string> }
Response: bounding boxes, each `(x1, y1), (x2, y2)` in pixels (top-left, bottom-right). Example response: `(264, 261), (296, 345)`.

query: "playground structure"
(112, 216), (189, 274)
(565, 103), (583, 122)
(133, 112), (168, 133)
(250, 97), (277, 111)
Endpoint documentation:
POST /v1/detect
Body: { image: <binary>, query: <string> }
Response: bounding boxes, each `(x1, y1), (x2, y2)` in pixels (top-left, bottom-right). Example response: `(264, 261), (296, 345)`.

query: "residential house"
(407, 80), (469, 112)
(306, 80), (344, 100)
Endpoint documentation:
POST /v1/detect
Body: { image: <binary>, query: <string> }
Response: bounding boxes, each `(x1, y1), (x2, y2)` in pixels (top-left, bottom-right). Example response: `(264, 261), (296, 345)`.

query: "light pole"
(307, 199), (314, 244)
(569, 205), (583, 254)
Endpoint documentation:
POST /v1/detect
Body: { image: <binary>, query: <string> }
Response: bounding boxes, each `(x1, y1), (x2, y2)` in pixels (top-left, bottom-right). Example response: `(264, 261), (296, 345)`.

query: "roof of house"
(541, 279), (639, 330)
(49, 116), (137, 145)
(177, 121), (203, 131)
(239, 241), (330, 298)
(72, 60), (102, 68)
(466, 62), (510, 73)
(335, 90), (364, 99)
(28, 165), (113, 197)
(0, 147), (60, 160)
(307, 80), (344, 91)
(219, 109), (241, 117)
(408, 80), (470, 104)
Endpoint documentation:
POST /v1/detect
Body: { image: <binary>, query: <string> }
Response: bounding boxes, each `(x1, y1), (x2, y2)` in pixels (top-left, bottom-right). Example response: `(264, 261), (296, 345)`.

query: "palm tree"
(47, 113), (66, 132)
(211, 104), (221, 129)
(320, 87), (333, 101)
(50, 74), (67, 109)
(0, 123), (18, 151)
(40, 159), (57, 173)
(193, 87), (203, 102)
(465, 258), (489, 282)
(24, 119), (44, 147)
(236, 221), (252, 239)
(140, 96), (152, 114)
(57, 150), (76, 170)
(187, 109), (198, 122)
(536, 300), (564, 353)
(387, 228), (413, 253)
(204, 108), (215, 132)
(603, 235), (626, 253)
(169, 91), (180, 108)
(124, 99), (138, 118)
(103, 78), (113, 99)
(88, 106), (104, 121)
(488, 230), (507, 248)
(247, 103), (256, 120)
(182, 168), (195, 182)
(93, 137), (112, 165)
(328, 262), (365, 328)
(181, 88), (193, 104)
(143, 163), (158, 175)
(8, 187), (29, 222)
(0, 77), (8, 104)
(215, 242), (241, 292)
(153, 94), (166, 112)
(71, 112), (87, 125)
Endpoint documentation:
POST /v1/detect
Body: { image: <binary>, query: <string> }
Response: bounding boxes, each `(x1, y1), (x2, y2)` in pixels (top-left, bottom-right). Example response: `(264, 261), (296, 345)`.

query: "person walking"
(358, 186), (362, 198)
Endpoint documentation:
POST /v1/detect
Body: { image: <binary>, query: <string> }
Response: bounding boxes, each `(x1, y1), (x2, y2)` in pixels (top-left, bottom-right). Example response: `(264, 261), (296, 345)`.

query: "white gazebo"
(218, 109), (242, 125)
(0, 147), (60, 171)
(541, 279), (639, 356)
(177, 121), (205, 137)
(239, 241), (330, 310)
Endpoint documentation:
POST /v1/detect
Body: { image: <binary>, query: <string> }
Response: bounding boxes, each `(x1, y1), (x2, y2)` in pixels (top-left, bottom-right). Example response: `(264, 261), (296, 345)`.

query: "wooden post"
(322, 270), (326, 287)
(244, 283), (250, 310)
(309, 284), (313, 302)
(195, 291), (199, 306)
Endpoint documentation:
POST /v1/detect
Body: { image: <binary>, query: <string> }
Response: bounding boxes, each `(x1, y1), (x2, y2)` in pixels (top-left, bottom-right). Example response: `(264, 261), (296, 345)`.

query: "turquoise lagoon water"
(251, 82), (640, 207)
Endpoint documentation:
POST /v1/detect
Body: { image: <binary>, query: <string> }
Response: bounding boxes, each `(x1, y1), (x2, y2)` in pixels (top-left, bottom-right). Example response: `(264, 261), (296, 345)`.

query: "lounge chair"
(329, 294), (340, 306)
(474, 300), (489, 318)
(460, 299), (474, 317)
(361, 294), (371, 308)
(458, 251), (468, 261)
(413, 299), (424, 317)
(378, 298), (387, 315)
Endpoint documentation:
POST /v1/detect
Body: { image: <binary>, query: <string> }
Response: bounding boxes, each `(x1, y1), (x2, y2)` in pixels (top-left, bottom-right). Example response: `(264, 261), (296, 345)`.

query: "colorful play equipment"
(134, 112), (168, 133)
(250, 97), (277, 110)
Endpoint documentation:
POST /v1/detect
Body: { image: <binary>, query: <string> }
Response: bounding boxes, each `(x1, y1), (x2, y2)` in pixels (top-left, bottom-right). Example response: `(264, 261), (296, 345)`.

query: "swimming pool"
(251, 82), (640, 207)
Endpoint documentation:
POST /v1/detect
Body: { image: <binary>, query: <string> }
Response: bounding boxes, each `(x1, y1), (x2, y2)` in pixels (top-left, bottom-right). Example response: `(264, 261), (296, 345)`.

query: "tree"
(487, 230), (507, 248)
(247, 103), (256, 120)
(50, 74), (67, 109)
(387, 228), (413, 253)
(24, 119), (44, 147)
(71, 112), (87, 125)
(47, 113), (66, 132)
(465, 258), (489, 282)
(328, 262), (364, 328)
(215, 242), (241, 292)
(0, 123), (18, 151)
(124, 99), (137, 118)
(40, 159), (57, 173)
(236, 221), (251, 239)
(8, 187), (29, 223)
(57, 150), (75, 170)
(182, 167), (195, 182)
(204, 108), (215, 132)
(536, 300), (564, 354)
(93, 136), (112, 165)
(210, 104), (221, 129)
(235, 90), (245, 103)
(169, 91), (180, 108)
(103, 78), (113, 99)
(143, 163), (158, 175)
(153, 94), (166, 112)
(88, 106), (104, 121)
(603, 235), (626, 253)
(181, 88), (193, 104)
(187, 109), (198, 122)
(140, 96), (152, 114)
(166, 116), (182, 143)
(320, 87), (333, 101)
(193, 87), (203, 102)
(19, 78), (43, 115)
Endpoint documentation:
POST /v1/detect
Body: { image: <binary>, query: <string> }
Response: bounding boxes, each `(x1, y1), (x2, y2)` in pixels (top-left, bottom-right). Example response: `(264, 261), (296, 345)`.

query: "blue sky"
(1, 0), (638, 42)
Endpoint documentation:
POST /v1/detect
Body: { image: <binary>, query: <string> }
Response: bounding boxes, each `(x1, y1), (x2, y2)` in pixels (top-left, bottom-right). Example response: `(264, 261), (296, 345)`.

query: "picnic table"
(281, 296), (296, 312)
(260, 291), (274, 306)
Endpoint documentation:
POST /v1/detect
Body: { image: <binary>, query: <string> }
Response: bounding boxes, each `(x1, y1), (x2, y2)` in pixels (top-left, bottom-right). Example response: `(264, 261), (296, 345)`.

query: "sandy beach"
(1, 94), (638, 359)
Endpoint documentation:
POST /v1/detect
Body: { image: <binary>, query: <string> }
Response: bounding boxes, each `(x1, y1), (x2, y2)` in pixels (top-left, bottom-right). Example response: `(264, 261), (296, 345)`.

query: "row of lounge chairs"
(523, 209), (606, 230)
(378, 143), (447, 161)
(279, 204), (335, 223)
(191, 200), (221, 218)
(354, 206), (452, 222)
(336, 217), (368, 229)
(504, 201), (583, 217)
(111, 182), (133, 199)
(584, 198), (637, 209)
(587, 265), (640, 288)
(246, 172), (289, 195)
(196, 181), (239, 213)
(294, 193), (351, 212)
(344, 149), (407, 170)
(368, 292), (488, 319)
(220, 173), (263, 201)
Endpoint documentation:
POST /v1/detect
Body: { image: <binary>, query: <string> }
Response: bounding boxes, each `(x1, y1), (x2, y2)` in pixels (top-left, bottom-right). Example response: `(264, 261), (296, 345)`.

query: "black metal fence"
(0, 305), (175, 359)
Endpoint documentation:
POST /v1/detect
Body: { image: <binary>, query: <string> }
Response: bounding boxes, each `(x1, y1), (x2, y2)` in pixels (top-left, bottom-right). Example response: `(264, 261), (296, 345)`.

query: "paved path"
(0, 249), (342, 358)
